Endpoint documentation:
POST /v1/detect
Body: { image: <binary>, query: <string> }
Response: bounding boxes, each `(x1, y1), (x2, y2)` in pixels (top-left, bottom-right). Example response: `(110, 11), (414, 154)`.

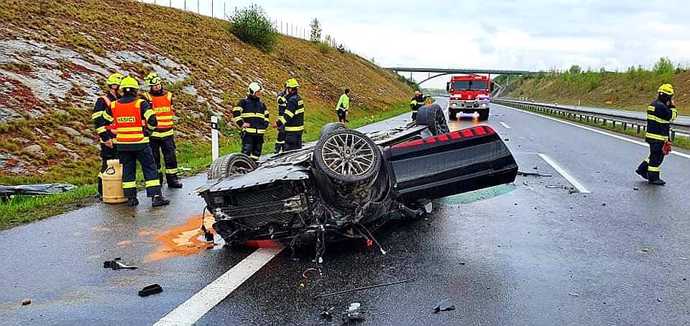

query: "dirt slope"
(0, 0), (412, 182)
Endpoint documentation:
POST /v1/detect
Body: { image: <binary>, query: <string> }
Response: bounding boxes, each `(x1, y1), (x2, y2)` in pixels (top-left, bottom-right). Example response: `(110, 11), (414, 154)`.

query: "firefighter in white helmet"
(232, 82), (270, 160)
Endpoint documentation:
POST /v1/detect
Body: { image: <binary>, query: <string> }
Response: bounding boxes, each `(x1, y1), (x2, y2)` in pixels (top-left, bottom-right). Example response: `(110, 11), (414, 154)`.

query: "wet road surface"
(1, 98), (689, 325)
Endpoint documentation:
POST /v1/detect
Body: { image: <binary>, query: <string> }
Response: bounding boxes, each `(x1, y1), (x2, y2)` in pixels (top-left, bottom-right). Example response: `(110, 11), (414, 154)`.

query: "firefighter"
(410, 90), (424, 120)
(233, 82), (269, 160)
(636, 83), (678, 185)
(102, 76), (170, 207)
(277, 78), (305, 151)
(143, 72), (183, 188)
(92, 72), (123, 200)
(274, 82), (288, 153)
(336, 88), (350, 124)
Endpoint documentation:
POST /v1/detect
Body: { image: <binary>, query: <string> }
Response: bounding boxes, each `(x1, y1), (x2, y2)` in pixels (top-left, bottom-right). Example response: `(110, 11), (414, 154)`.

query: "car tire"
(207, 153), (257, 180)
(319, 122), (347, 137)
(416, 103), (449, 135)
(312, 129), (381, 185)
(479, 109), (490, 121)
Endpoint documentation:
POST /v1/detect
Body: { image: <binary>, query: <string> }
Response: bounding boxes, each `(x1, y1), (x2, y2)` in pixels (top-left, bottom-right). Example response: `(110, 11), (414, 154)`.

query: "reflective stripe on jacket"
(146, 91), (175, 138)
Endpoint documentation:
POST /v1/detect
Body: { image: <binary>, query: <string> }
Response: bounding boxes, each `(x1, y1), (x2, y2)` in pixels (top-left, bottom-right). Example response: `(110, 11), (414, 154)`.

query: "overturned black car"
(198, 104), (517, 258)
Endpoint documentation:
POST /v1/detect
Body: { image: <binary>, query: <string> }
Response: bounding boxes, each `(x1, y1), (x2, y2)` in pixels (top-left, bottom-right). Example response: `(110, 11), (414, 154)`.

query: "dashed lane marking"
(154, 247), (284, 326)
(496, 104), (690, 160)
(499, 121), (511, 129)
(538, 153), (591, 194)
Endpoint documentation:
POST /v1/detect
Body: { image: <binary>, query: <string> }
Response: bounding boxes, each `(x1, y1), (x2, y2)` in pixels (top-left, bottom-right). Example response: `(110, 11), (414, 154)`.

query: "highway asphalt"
(1, 98), (688, 325)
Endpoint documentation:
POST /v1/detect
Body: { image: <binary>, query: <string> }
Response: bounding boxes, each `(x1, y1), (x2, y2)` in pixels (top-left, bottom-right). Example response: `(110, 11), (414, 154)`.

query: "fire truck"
(446, 74), (492, 120)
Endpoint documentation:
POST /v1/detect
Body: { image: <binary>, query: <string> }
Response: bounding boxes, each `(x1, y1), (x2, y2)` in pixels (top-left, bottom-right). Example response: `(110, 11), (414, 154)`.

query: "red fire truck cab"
(446, 74), (492, 121)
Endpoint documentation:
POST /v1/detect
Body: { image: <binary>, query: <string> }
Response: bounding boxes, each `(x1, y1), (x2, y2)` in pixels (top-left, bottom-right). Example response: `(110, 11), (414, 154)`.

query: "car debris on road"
(138, 284), (163, 297)
(433, 300), (456, 313)
(103, 258), (138, 270)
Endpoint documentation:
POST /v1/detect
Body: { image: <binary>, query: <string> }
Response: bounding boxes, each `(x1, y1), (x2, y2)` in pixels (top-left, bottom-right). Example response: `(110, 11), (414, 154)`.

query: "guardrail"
(492, 98), (690, 141)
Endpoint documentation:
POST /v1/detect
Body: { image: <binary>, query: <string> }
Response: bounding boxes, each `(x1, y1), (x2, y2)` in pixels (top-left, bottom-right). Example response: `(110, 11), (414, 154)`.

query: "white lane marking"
(499, 121), (511, 129)
(154, 247), (284, 326)
(496, 104), (690, 159)
(538, 153), (591, 194)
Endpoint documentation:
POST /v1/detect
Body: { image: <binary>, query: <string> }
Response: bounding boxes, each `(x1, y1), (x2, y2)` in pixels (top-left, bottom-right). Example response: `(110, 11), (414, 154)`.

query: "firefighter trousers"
(275, 129), (286, 153)
(119, 146), (162, 198)
(242, 133), (264, 160)
(637, 140), (665, 181)
(285, 131), (303, 151)
(150, 136), (178, 180)
(97, 143), (118, 197)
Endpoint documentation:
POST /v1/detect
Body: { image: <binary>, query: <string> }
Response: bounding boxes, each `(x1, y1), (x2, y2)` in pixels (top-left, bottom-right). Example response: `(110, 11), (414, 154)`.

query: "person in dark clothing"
(636, 83), (678, 185)
(277, 78), (304, 151)
(410, 90), (424, 120)
(233, 82), (270, 160)
(102, 76), (170, 207)
(92, 72), (123, 200)
(143, 72), (183, 188)
(274, 83), (288, 153)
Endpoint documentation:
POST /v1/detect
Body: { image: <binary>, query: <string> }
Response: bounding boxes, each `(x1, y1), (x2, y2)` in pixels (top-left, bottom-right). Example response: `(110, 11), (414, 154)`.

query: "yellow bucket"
(102, 159), (127, 204)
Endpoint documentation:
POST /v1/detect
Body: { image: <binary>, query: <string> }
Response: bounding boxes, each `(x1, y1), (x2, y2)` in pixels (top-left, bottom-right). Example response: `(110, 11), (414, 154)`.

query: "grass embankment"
(0, 103), (410, 230)
(498, 59), (690, 115)
(0, 0), (414, 229)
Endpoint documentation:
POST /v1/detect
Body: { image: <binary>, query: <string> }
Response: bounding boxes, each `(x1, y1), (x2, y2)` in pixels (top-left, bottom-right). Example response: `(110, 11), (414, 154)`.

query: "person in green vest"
(336, 88), (350, 124)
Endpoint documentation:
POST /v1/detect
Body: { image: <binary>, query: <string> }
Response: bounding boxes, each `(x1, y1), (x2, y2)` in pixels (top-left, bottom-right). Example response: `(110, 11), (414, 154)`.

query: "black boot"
(152, 195), (170, 207)
(649, 179), (666, 186)
(127, 197), (139, 207)
(635, 167), (648, 180)
(166, 174), (183, 189)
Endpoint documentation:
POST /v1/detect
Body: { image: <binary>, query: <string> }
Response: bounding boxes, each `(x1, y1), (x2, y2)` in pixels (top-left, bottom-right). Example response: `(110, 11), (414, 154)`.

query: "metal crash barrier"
(492, 98), (690, 141)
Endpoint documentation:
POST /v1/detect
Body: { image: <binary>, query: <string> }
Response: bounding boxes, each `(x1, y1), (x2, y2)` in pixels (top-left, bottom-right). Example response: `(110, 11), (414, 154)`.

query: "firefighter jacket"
(233, 95), (270, 135)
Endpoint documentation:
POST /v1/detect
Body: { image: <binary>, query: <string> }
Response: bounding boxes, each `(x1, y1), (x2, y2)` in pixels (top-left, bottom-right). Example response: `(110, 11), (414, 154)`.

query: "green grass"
(0, 102), (409, 230)
(0, 185), (96, 229)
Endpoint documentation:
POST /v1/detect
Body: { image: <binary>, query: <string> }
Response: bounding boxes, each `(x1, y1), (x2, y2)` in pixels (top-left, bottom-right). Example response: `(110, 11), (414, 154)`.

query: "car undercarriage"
(197, 104), (518, 261)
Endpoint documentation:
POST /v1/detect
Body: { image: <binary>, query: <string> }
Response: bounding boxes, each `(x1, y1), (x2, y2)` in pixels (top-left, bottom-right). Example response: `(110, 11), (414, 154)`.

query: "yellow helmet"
(658, 83), (674, 96)
(106, 73), (124, 87)
(120, 76), (140, 90)
(286, 78), (300, 88)
(144, 72), (161, 86)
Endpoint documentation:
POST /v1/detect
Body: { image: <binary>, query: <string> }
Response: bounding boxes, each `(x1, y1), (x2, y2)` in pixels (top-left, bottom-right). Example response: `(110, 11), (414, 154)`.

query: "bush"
(317, 41), (330, 54)
(228, 5), (277, 52)
(653, 57), (674, 75)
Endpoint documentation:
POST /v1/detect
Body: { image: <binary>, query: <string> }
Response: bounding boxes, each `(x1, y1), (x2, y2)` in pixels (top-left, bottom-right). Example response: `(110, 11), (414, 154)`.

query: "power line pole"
(211, 0), (214, 17)
(197, 0), (199, 14)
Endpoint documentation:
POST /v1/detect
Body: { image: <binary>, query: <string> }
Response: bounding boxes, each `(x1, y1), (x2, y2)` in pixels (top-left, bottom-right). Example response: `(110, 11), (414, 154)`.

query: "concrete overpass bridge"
(385, 67), (532, 85)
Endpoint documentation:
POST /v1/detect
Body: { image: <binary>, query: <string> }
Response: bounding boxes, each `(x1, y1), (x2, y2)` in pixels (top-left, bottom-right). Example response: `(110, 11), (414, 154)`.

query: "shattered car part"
(198, 104), (518, 259)
(0, 183), (76, 199)
(138, 284), (163, 297)
(103, 258), (138, 270)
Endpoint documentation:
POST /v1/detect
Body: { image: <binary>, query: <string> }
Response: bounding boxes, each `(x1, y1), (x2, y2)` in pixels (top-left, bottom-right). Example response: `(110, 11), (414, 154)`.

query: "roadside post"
(211, 116), (219, 162)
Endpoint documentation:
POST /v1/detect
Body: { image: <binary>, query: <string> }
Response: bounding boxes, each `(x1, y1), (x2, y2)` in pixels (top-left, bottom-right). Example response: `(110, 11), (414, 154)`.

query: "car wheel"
(312, 129), (381, 184)
(319, 122), (346, 137)
(207, 153), (257, 180)
(416, 103), (449, 135)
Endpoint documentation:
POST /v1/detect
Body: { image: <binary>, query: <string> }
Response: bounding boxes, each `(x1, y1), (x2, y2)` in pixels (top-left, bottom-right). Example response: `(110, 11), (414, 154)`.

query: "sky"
(141, 0), (690, 88)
